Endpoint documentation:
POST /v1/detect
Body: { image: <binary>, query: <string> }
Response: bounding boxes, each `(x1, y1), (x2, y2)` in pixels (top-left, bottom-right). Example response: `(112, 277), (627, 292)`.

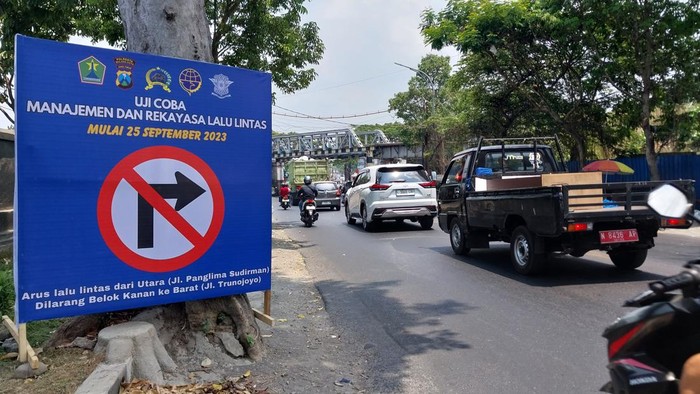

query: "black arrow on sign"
(138, 171), (206, 249)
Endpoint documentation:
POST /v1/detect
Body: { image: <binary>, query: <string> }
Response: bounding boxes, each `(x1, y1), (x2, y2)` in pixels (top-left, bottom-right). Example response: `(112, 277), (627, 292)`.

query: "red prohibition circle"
(97, 146), (225, 272)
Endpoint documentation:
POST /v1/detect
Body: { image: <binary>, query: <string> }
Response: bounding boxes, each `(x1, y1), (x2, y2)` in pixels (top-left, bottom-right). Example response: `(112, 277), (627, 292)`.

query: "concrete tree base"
(76, 321), (178, 393)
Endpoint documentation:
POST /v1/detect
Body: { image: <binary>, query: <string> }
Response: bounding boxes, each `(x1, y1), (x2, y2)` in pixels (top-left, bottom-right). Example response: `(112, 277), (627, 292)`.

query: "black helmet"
(303, 175), (312, 185)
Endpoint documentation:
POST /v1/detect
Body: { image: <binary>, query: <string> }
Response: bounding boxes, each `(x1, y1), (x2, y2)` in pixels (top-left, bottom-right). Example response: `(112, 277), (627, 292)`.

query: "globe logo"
(179, 68), (202, 96)
(117, 72), (132, 88)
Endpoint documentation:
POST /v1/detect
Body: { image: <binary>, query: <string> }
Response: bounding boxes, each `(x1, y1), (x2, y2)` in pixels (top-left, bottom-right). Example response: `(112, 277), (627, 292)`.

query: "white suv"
(345, 164), (438, 231)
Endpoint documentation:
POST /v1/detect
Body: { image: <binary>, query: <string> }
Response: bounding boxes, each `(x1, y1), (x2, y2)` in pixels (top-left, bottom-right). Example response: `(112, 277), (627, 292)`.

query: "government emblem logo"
(145, 67), (172, 92)
(78, 56), (106, 85)
(114, 57), (135, 89)
(179, 68), (202, 96)
(210, 74), (233, 99)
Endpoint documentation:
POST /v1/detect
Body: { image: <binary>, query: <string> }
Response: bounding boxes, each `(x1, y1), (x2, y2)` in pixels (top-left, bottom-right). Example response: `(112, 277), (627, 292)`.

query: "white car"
(344, 164), (438, 231)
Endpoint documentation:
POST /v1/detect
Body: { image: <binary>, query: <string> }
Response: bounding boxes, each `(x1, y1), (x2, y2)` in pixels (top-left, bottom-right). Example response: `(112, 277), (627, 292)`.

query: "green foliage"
(588, 0), (700, 174)
(611, 131), (645, 158)
(202, 319), (212, 334)
(0, 0), (324, 124)
(354, 123), (409, 144)
(73, 0), (124, 48)
(0, 0), (75, 73)
(0, 260), (13, 317)
(27, 318), (68, 347)
(421, 0), (700, 169)
(0, 0), (77, 123)
(388, 55), (460, 170)
(245, 333), (255, 347)
(207, 0), (324, 94)
(422, 0), (610, 164)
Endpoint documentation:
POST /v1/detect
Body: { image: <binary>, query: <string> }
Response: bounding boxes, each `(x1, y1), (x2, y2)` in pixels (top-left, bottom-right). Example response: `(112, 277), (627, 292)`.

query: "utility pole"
(394, 62), (438, 170)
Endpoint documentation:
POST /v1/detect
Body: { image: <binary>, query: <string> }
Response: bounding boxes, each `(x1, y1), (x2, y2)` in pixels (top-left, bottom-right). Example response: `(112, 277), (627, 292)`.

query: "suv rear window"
(377, 166), (430, 183)
(314, 182), (337, 191)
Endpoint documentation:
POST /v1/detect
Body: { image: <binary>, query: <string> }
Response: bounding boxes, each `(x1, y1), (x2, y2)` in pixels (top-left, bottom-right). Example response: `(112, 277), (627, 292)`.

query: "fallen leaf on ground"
(121, 376), (269, 394)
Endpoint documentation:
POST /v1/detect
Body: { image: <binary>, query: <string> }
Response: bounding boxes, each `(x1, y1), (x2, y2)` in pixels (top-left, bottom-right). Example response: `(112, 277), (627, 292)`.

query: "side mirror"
(647, 184), (693, 218)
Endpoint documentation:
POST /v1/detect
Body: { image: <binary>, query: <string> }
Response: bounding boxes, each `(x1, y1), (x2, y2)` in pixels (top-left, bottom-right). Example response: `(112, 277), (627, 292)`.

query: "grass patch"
(0, 247), (13, 317)
(0, 247), (10, 261)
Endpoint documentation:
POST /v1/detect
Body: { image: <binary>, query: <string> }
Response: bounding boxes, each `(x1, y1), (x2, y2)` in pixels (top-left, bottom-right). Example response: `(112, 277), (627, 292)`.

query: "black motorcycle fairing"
(604, 353), (676, 393)
(603, 302), (675, 345)
(603, 297), (700, 392)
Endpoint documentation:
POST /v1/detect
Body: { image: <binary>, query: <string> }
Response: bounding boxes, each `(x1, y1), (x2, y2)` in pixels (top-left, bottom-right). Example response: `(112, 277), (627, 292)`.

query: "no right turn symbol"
(97, 146), (225, 272)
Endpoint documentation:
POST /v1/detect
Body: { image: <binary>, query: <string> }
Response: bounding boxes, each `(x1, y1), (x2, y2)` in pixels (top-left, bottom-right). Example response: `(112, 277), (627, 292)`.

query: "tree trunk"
(112, 0), (263, 359)
(118, 0), (212, 62)
(640, 2), (660, 181)
(574, 138), (586, 170)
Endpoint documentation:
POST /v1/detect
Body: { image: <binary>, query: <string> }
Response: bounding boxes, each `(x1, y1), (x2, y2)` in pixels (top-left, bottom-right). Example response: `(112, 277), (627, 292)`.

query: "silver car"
(344, 164), (437, 231)
(313, 181), (341, 210)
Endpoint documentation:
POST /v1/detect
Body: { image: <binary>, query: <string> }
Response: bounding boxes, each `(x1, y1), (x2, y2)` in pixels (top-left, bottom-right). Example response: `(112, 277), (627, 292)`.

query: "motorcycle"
(280, 195), (290, 210)
(300, 198), (319, 227)
(602, 184), (699, 393)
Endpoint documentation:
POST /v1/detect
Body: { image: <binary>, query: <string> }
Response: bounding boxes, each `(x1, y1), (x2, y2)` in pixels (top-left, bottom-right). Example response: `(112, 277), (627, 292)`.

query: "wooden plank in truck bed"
(541, 172), (603, 211)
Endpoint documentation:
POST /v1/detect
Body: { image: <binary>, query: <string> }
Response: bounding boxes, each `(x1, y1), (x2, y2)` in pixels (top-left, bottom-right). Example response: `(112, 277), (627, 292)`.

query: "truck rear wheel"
(608, 248), (647, 270)
(510, 226), (546, 275)
(450, 219), (470, 255)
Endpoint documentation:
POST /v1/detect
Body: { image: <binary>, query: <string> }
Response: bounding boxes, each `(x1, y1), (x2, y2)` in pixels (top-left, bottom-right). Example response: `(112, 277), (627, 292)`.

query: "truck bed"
(466, 179), (695, 236)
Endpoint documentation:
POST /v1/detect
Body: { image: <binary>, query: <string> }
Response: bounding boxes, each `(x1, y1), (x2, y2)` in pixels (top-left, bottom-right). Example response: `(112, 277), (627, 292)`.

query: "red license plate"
(599, 229), (639, 244)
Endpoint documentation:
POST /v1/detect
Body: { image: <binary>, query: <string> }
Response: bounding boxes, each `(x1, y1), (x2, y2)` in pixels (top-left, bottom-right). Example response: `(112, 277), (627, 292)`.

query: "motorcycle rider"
(297, 175), (318, 213)
(279, 182), (290, 204)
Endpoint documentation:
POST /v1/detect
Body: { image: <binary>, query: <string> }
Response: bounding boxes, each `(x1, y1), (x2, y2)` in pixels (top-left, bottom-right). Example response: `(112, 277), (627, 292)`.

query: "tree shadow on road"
(430, 244), (667, 287)
(314, 278), (474, 393)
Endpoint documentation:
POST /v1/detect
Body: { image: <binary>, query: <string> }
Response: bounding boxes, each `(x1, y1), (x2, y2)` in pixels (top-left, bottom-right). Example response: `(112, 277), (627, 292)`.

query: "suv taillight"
(369, 184), (391, 191)
(419, 180), (437, 188)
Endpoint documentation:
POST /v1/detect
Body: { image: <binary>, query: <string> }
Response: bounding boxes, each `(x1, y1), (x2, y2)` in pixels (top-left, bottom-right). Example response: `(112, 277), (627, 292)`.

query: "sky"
(0, 1), (460, 132)
(272, 0), (460, 133)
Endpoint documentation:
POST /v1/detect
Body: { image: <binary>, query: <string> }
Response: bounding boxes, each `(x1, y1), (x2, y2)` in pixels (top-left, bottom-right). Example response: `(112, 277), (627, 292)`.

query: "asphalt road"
(272, 199), (700, 394)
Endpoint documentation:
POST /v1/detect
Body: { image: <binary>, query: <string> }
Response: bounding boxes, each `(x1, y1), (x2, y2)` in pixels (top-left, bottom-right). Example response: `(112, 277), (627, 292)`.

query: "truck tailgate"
(563, 180), (694, 224)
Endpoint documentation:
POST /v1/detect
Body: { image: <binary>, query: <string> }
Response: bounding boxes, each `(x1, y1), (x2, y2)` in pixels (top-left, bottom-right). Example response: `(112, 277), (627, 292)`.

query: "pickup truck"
(437, 137), (695, 275)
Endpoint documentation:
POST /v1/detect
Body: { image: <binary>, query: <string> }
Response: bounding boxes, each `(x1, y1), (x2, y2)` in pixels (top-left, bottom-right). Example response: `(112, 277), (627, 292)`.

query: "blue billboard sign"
(14, 36), (272, 323)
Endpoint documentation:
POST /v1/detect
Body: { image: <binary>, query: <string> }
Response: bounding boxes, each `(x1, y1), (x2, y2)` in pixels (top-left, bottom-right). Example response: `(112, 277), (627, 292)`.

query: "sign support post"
(2, 315), (40, 369)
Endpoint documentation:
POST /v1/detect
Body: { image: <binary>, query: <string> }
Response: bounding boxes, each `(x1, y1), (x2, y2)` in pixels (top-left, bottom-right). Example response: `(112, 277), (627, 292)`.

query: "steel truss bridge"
(272, 128), (422, 163)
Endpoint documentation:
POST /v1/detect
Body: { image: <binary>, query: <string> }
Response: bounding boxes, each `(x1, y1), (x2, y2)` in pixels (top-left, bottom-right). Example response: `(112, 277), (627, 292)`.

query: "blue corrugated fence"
(568, 153), (699, 206)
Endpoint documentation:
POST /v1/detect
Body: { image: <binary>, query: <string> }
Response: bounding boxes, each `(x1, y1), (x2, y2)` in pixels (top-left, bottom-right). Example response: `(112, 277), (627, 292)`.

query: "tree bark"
(118, 0), (212, 62)
(640, 1), (660, 181)
(573, 136), (586, 169)
(113, 0), (264, 359)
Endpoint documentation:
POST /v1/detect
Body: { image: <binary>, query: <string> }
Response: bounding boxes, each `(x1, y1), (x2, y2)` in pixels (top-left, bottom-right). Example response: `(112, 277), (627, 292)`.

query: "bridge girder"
(272, 127), (420, 163)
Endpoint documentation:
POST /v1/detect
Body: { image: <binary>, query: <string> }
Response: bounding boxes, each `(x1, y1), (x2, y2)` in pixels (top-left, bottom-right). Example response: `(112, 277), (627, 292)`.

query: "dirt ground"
(0, 228), (372, 393)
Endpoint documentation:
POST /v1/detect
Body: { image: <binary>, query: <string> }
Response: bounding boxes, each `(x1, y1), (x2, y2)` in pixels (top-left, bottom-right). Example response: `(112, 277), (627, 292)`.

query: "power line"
(278, 70), (405, 96)
(273, 105), (389, 120)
